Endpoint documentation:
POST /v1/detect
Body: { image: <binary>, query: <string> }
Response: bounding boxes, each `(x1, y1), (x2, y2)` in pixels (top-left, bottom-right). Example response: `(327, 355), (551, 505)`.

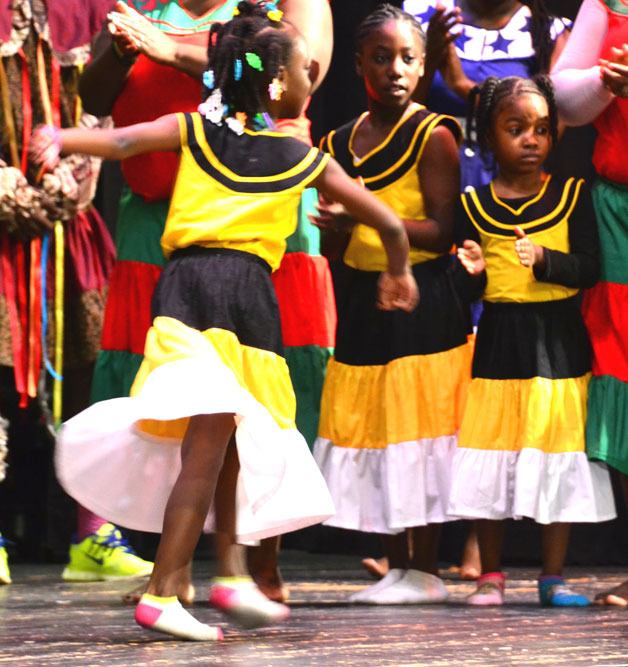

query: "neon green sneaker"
(62, 523), (153, 582)
(0, 533), (11, 585)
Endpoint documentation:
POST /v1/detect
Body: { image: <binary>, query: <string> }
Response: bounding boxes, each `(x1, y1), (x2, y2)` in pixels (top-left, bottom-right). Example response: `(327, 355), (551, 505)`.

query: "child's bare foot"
(593, 580), (628, 607)
(123, 581), (196, 606)
(251, 568), (289, 603)
(361, 557), (389, 579)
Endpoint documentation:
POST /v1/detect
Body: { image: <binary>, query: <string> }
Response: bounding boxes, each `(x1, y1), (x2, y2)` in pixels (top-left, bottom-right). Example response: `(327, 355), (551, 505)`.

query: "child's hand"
(514, 226), (543, 268)
(30, 125), (62, 173)
(377, 269), (419, 313)
(309, 197), (355, 233)
(456, 239), (485, 275)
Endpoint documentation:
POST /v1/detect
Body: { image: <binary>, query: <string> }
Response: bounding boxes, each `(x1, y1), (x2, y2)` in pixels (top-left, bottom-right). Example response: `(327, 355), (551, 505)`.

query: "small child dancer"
(31, 1), (418, 640)
(452, 74), (616, 607)
(314, 4), (472, 604)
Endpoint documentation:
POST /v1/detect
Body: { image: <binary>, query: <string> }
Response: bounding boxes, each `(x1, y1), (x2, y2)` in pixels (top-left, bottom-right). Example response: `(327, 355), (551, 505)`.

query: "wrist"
(111, 41), (138, 68)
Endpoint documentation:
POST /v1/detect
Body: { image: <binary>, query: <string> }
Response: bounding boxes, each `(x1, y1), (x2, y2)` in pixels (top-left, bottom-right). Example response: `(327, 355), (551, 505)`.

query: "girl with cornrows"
(314, 4), (471, 605)
(31, 0), (418, 641)
(452, 74), (615, 607)
(404, 0), (572, 189)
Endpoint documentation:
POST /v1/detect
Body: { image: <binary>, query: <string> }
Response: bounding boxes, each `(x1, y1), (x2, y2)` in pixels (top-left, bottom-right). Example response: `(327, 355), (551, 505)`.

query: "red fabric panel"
(583, 280), (628, 382)
(111, 33), (208, 202)
(100, 260), (163, 355)
(272, 252), (336, 348)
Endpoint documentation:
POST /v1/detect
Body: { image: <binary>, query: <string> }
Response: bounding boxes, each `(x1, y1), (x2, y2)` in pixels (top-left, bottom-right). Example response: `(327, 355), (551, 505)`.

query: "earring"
(268, 77), (284, 101)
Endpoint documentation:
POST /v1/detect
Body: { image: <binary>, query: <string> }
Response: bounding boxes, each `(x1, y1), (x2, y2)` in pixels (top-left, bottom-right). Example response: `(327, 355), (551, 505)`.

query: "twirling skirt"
(56, 247), (334, 542)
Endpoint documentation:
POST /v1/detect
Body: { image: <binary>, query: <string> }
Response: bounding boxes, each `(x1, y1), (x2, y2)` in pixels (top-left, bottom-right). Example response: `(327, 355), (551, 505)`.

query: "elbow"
(78, 78), (113, 117)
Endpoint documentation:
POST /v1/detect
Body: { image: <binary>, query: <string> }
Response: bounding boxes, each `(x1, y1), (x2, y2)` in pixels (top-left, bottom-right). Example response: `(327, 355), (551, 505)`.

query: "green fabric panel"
(593, 179), (628, 285)
(586, 374), (628, 475)
(285, 188), (321, 255)
(132, 0), (239, 27)
(603, 0), (628, 16)
(115, 189), (169, 267)
(90, 350), (144, 403)
(285, 345), (332, 448)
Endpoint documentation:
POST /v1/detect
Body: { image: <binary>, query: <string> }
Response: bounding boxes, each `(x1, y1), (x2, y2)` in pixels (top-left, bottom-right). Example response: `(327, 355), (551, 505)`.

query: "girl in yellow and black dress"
(30, 1), (417, 642)
(453, 74), (615, 608)
(313, 5), (472, 605)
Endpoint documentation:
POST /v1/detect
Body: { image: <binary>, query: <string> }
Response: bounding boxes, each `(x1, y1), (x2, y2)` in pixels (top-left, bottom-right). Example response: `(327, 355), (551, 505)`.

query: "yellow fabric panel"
(343, 114), (450, 272)
(131, 317), (296, 440)
(459, 374), (590, 454)
(318, 343), (472, 449)
(161, 113), (328, 271)
(464, 197), (579, 304)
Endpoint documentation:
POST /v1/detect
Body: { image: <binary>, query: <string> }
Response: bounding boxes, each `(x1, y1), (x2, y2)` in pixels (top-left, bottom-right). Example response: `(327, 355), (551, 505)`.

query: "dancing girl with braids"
(451, 74), (616, 607)
(30, 0), (418, 641)
(314, 5), (471, 605)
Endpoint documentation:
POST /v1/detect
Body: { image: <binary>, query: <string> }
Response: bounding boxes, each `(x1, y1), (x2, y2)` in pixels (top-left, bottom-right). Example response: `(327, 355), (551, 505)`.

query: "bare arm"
(280, 0), (333, 92)
(312, 158), (409, 277)
(32, 114), (181, 165)
(410, 124), (460, 253)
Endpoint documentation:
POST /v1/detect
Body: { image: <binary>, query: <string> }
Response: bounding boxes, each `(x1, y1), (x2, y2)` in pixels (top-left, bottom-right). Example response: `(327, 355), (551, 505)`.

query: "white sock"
(136, 594), (223, 641)
(365, 569), (448, 605)
(350, 568), (405, 603)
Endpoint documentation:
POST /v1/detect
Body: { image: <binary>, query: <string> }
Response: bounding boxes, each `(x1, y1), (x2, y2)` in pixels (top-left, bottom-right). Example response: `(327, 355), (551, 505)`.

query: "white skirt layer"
(56, 356), (335, 543)
(313, 435), (457, 534)
(448, 447), (616, 524)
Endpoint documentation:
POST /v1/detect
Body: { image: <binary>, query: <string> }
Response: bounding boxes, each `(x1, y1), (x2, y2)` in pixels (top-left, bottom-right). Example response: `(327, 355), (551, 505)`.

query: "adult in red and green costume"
(81, 0), (334, 600)
(552, 0), (628, 607)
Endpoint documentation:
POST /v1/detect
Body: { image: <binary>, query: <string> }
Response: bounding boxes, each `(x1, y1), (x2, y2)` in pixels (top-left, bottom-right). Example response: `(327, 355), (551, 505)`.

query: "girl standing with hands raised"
(31, 1), (417, 641)
(452, 75), (616, 607)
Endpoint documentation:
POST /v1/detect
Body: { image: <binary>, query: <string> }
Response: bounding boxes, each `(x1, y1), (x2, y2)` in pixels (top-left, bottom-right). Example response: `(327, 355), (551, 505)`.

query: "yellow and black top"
(321, 104), (461, 272)
(162, 112), (330, 271)
(458, 176), (600, 303)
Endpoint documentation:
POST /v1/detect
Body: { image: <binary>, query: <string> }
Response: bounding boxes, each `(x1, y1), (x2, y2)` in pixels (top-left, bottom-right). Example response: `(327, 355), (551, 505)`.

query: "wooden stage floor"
(1, 553), (626, 666)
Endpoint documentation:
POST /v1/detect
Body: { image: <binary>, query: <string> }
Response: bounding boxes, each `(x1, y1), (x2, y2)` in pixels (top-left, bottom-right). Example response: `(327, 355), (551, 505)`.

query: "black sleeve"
(532, 182), (600, 289)
(452, 194), (487, 303)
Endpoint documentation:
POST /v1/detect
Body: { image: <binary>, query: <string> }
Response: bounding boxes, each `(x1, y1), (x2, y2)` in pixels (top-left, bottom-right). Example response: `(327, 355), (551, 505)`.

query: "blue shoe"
(538, 576), (590, 607)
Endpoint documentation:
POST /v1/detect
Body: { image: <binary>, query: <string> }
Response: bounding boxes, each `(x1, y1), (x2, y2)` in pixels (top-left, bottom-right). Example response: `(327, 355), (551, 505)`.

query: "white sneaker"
(364, 569), (448, 605)
(350, 568), (405, 603)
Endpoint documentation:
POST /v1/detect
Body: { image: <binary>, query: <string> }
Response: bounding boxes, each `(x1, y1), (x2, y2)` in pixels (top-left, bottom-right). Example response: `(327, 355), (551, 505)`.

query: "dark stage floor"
(1, 553), (626, 666)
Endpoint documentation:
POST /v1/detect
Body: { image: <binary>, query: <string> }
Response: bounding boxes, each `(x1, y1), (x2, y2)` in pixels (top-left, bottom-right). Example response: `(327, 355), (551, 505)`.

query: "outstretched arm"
(312, 157), (418, 311)
(31, 114), (181, 167)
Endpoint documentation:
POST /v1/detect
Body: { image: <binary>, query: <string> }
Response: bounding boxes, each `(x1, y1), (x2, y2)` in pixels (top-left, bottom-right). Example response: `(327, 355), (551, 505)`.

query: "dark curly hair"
(205, 1), (294, 118)
(355, 3), (426, 52)
(520, 0), (569, 75)
(467, 75), (559, 158)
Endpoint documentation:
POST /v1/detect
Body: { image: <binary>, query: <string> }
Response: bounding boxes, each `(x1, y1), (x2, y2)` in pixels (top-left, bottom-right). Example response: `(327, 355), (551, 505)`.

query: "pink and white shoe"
(209, 577), (290, 629)
(467, 572), (506, 606)
(135, 593), (223, 641)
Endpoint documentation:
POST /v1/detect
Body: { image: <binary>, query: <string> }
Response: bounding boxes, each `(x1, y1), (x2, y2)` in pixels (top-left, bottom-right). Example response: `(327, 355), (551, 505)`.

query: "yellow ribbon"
(53, 221), (64, 427)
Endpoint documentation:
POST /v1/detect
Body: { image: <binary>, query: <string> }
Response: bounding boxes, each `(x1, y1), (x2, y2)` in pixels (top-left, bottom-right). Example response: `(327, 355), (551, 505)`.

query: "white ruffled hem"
(313, 435), (457, 533)
(448, 447), (616, 524)
(56, 356), (335, 543)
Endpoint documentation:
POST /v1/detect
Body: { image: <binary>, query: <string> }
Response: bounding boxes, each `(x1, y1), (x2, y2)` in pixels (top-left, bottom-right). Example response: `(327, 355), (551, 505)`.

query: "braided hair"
(205, 1), (294, 119)
(355, 3), (425, 52)
(520, 0), (568, 74)
(469, 75), (558, 157)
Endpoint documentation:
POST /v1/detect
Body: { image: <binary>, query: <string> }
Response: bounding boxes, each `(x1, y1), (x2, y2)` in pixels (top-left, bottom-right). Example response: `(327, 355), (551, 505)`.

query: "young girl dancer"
(452, 74), (616, 606)
(313, 4), (471, 605)
(31, 1), (418, 640)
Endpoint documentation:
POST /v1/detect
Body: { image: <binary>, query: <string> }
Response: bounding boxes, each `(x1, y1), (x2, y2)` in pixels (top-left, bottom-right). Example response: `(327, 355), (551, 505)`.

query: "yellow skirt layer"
(318, 343), (472, 449)
(132, 316), (296, 440)
(459, 375), (590, 454)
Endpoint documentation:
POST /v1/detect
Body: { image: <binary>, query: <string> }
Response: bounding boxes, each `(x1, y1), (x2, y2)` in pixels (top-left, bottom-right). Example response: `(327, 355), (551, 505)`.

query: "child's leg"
(409, 524), (441, 575)
(209, 435), (290, 628)
(467, 520), (506, 606)
(137, 412), (234, 640)
(460, 522), (481, 580)
(147, 413), (235, 597)
(247, 536), (287, 602)
(538, 523), (589, 607)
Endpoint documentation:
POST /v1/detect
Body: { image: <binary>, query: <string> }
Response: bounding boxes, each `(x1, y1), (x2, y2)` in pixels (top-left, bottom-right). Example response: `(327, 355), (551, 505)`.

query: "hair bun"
(234, 1), (269, 19)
